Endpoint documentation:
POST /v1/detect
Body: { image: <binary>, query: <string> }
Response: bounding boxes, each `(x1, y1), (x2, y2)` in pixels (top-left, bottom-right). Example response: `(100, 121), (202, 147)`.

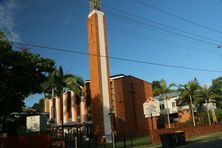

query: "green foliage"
(178, 79), (199, 105)
(211, 77), (222, 107)
(198, 111), (211, 125)
(64, 74), (84, 97)
(32, 98), (44, 112)
(0, 31), (55, 124)
(152, 79), (176, 96)
(216, 109), (222, 121)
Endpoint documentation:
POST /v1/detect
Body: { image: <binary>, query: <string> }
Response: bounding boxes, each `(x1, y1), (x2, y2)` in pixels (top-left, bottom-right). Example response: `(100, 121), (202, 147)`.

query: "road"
(179, 137), (222, 148)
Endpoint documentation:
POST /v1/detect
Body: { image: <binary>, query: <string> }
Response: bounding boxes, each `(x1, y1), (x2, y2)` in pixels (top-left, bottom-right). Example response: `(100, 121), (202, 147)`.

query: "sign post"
(143, 97), (160, 118)
(143, 97), (160, 130)
(143, 97), (160, 143)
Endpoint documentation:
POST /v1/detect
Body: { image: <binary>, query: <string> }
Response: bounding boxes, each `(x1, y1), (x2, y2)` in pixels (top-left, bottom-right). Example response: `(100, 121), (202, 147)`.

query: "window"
(172, 102), (176, 107)
(160, 104), (165, 110)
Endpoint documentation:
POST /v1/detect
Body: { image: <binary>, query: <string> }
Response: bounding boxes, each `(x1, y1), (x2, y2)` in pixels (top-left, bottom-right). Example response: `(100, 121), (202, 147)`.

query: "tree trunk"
(165, 96), (171, 128)
(189, 95), (196, 127)
(206, 99), (211, 125)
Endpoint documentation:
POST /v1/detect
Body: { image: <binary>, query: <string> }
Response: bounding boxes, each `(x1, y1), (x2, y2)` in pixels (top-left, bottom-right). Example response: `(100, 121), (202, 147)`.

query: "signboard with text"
(26, 115), (47, 132)
(143, 97), (160, 118)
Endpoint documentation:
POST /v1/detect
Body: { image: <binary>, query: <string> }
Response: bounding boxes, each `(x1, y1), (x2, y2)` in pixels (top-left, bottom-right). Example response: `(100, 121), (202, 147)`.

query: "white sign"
(143, 97), (160, 118)
(26, 115), (47, 132)
(27, 115), (40, 132)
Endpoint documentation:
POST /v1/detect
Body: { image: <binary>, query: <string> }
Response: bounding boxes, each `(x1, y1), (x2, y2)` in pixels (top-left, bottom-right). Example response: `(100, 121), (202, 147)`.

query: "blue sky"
(1, 0), (222, 106)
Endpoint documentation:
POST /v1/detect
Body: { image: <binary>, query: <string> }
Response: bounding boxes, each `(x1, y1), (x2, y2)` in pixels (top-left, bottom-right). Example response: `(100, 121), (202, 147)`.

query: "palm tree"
(54, 66), (84, 136)
(64, 74), (84, 97)
(152, 79), (176, 128)
(196, 85), (215, 125)
(53, 66), (66, 136)
(42, 69), (57, 115)
(179, 79), (199, 127)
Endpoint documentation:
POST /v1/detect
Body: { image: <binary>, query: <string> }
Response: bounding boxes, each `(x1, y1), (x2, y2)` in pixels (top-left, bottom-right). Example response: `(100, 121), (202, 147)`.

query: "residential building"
(155, 92), (179, 115)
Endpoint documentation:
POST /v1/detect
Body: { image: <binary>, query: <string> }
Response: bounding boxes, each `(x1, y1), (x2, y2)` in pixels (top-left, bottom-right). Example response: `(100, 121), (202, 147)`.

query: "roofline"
(84, 74), (151, 84)
(110, 74), (126, 80)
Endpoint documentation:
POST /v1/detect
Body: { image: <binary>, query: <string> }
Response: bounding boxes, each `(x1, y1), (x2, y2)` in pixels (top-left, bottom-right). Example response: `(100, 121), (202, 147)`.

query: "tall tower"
(88, 0), (112, 141)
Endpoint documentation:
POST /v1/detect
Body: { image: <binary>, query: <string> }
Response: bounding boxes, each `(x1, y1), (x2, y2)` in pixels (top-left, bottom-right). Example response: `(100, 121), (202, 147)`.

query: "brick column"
(56, 97), (61, 124)
(63, 93), (68, 123)
(152, 117), (157, 130)
(71, 91), (77, 122)
(49, 99), (53, 119)
(80, 96), (88, 122)
(88, 9), (112, 142)
(44, 98), (50, 113)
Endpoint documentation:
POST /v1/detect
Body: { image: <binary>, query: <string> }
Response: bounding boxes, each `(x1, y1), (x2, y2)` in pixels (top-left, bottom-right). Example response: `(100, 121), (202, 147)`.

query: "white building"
(155, 92), (180, 115)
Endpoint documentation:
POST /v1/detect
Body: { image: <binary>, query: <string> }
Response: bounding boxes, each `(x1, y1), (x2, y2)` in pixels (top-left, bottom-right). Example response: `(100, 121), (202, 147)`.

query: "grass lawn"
(97, 135), (152, 148)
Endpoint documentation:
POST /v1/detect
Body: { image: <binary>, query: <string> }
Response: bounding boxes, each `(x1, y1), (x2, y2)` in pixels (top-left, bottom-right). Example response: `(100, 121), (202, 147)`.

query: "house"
(155, 93), (180, 128)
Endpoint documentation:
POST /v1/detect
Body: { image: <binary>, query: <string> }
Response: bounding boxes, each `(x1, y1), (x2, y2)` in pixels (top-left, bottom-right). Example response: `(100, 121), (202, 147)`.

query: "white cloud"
(0, 0), (21, 41)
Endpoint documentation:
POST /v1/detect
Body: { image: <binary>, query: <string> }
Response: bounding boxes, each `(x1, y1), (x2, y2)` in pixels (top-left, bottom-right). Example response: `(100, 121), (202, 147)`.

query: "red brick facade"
(111, 76), (154, 136)
(88, 11), (112, 140)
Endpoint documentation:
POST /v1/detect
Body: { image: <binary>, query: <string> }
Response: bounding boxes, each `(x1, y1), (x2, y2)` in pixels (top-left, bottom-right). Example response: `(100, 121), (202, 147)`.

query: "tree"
(41, 69), (57, 119)
(0, 32), (55, 125)
(53, 66), (83, 136)
(152, 80), (176, 96)
(32, 98), (44, 112)
(64, 74), (84, 97)
(179, 79), (199, 127)
(152, 79), (176, 128)
(211, 77), (222, 108)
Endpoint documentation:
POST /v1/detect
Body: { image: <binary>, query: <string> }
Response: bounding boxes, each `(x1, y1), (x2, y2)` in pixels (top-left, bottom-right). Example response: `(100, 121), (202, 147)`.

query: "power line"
(66, 0), (218, 47)
(11, 41), (222, 73)
(133, 0), (222, 35)
(39, 4), (218, 54)
(102, 3), (221, 44)
(107, 13), (217, 47)
(34, 3), (215, 54)
(107, 25), (217, 55)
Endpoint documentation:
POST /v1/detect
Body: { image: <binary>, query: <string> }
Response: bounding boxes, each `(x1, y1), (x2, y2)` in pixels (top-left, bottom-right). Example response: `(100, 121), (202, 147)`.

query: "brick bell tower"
(88, 0), (112, 142)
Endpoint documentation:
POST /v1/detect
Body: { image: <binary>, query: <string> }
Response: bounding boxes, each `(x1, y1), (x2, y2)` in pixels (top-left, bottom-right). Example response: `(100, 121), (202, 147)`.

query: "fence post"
(112, 132), (116, 148)
(123, 135), (126, 148)
(75, 136), (78, 148)
(130, 136), (133, 147)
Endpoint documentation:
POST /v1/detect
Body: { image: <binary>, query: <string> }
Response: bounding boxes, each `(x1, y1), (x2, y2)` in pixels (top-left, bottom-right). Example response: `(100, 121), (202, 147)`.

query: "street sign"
(143, 97), (160, 118)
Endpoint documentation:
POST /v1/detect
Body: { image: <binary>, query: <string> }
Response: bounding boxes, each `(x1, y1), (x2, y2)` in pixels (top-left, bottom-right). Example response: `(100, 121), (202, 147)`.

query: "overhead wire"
(107, 12), (217, 47)
(5, 0), (221, 73)
(10, 41), (222, 73)
(31, 3), (209, 53)
(38, 0), (220, 55)
(35, 0), (216, 53)
(102, 2), (222, 44)
(107, 25), (217, 55)
(67, 0), (219, 47)
(133, 0), (222, 35)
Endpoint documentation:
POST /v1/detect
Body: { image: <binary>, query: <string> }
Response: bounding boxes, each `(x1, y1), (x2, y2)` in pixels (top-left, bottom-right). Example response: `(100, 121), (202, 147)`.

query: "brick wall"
(112, 76), (154, 136)
(151, 124), (222, 143)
